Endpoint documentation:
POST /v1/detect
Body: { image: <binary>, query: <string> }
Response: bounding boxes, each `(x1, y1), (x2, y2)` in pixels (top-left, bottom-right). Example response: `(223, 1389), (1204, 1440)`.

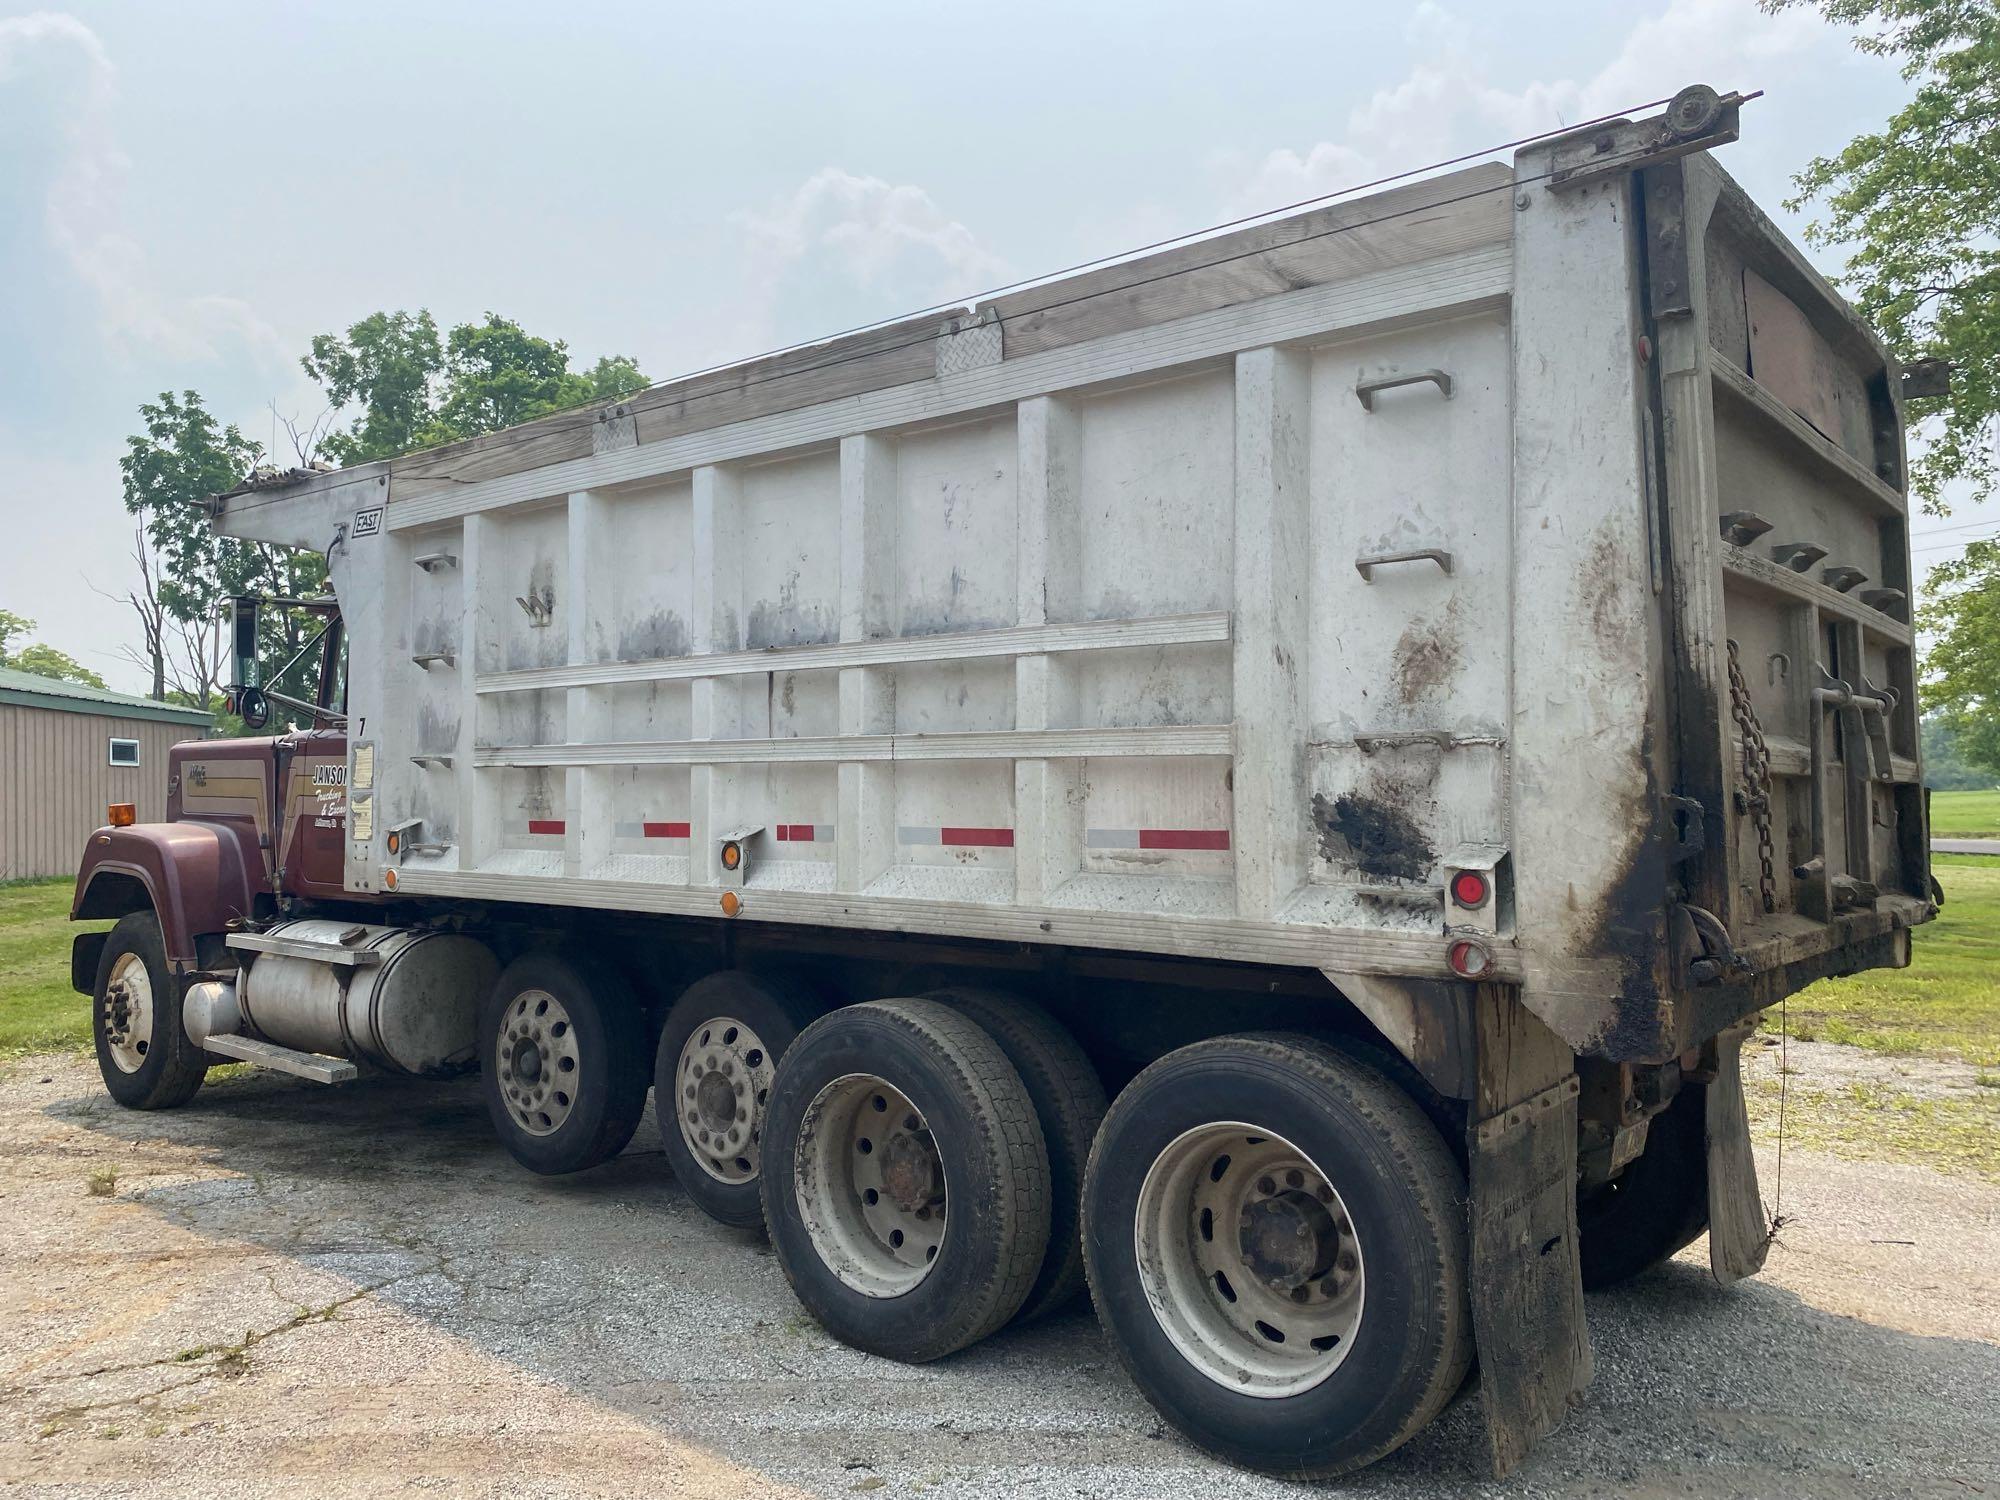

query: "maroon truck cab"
(72, 726), (351, 982)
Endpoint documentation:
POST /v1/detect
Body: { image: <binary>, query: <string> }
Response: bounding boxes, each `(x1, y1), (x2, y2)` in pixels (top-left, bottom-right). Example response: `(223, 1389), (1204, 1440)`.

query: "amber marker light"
(719, 890), (741, 917)
(386, 830), (401, 855)
(107, 803), (136, 828)
(721, 840), (742, 871)
(382, 868), (398, 890)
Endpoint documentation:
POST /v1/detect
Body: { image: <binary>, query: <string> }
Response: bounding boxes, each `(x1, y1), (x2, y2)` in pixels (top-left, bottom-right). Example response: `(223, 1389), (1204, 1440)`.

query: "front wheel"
(480, 952), (649, 1175)
(1082, 1034), (1471, 1479)
(92, 911), (208, 1110)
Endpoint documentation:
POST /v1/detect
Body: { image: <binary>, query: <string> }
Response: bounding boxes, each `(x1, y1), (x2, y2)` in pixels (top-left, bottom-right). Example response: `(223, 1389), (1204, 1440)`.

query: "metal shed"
(0, 668), (211, 879)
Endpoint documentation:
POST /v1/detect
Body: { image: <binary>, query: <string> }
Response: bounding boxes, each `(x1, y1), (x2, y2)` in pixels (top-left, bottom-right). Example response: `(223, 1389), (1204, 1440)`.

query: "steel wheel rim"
(1133, 1121), (1365, 1397)
(675, 1015), (776, 1183)
(497, 989), (581, 1137)
(101, 952), (154, 1074)
(794, 1073), (948, 1297)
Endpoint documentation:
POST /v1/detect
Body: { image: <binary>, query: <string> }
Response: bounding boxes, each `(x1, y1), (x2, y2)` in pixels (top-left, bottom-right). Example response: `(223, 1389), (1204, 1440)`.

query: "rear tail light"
(1450, 869), (1489, 909)
(107, 803), (135, 828)
(1448, 937), (1493, 979)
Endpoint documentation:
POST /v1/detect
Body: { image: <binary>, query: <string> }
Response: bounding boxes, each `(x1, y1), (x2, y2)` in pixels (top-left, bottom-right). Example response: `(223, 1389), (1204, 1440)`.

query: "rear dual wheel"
(653, 972), (823, 1228)
(1082, 1034), (1472, 1478)
(928, 987), (1106, 1321)
(480, 952), (649, 1175)
(760, 999), (1052, 1362)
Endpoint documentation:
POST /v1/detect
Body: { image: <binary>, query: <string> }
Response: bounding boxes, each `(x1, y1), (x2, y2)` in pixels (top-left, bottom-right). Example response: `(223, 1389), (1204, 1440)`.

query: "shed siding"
(0, 706), (198, 879)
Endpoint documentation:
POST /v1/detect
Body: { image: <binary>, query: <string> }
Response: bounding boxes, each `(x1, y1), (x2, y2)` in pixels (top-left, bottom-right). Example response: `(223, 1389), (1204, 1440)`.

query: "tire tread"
(1082, 1031), (1471, 1478)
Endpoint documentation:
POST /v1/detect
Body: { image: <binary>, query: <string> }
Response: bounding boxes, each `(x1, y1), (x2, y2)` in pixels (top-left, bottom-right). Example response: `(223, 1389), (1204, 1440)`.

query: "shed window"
(108, 737), (140, 767)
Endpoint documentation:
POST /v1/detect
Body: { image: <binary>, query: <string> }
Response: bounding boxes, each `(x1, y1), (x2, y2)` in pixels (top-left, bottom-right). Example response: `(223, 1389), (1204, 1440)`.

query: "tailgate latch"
(1671, 903), (1751, 986)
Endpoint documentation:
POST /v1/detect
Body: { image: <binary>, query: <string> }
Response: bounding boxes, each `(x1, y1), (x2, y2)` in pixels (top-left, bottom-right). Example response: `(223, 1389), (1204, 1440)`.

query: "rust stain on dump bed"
(1391, 599), (1464, 703)
(1312, 791), (1434, 884)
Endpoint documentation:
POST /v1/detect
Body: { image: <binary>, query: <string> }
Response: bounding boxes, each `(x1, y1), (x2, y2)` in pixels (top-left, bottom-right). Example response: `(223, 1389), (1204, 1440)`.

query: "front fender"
(72, 822), (259, 971)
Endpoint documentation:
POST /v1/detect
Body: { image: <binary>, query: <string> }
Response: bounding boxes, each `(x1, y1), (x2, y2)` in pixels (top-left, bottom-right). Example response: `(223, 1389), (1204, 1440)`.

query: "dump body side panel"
(207, 141), (1927, 1061)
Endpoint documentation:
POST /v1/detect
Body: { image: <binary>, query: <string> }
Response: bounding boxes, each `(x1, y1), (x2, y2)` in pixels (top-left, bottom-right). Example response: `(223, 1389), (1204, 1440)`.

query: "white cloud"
(1221, 0), (1828, 221)
(738, 166), (1010, 307)
(0, 10), (286, 369)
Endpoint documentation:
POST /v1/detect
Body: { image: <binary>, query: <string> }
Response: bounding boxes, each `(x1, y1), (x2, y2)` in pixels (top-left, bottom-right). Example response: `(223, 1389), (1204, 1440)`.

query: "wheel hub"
(100, 954), (154, 1074)
(1133, 1123), (1366, 1398)
(879, 1129), (941, 1211)
(497, 989), (579, 1138)
(509, 1037), (544, 1083)
(1239, 1190), (1339, 1292)
(675, 1017), (776, 1185)
(795, 1075), (948, 1297)
(694, 1068), (738, 1132)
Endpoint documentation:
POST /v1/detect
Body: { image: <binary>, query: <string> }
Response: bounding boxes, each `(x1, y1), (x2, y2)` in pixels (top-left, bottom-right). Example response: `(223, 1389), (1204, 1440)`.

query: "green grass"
(1929, 787), (2000, 839)
(1774, 854), (2000, 1068)
(0, 877), (103, 1057)
(1747, 1074), (2000, 1180)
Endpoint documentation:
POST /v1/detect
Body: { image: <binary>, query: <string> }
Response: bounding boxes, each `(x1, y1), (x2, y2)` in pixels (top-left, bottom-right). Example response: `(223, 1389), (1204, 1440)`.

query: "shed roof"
(0, 667), (213, 726)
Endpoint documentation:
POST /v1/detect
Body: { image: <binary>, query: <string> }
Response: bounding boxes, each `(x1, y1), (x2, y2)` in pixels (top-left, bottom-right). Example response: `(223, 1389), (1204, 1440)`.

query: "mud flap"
(1467, 989), (1593, 1478)
(1704, 1019), (1769, 1284)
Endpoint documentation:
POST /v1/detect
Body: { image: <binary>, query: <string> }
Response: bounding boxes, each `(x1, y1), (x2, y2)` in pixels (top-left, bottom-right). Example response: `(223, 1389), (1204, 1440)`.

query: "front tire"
(1082, 1033), (1471, 1479)
(92, 911), (208, 1110)
(480, 952), (648, 1175)
(760, 999), (1052, 1362)
(654, 970), (823, 1228)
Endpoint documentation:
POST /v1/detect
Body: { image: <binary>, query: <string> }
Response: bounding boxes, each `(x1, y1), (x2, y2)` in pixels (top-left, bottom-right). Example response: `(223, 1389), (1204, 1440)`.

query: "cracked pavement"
(0, 1053), (1995, 1498)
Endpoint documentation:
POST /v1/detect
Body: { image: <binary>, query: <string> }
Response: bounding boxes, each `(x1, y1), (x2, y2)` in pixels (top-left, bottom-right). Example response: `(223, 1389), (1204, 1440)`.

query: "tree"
(1767, 0), (1999, 514)
(1922, 714), (1998, 789)
(1919, 536), (2000, 779)
(117, 391), (323, 704)
(431, 313), (588, 440)
(300, 310), (446, 467)
(583, 354), (649, 403)
(302, 309), (648, 458)
(0, 609), (108, 689)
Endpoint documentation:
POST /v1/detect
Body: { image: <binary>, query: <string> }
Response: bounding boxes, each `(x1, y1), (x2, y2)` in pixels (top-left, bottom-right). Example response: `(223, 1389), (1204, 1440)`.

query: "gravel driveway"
(1, 1053), (1995, 1498)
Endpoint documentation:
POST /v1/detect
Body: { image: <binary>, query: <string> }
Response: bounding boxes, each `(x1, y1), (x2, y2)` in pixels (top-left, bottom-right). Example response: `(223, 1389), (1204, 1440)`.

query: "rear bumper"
(1668, 893), (1932, 1056)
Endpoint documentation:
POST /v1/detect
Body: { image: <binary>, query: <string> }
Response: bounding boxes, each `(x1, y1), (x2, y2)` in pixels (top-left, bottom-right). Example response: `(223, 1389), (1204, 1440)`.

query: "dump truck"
(71, 88), (1936, 1477)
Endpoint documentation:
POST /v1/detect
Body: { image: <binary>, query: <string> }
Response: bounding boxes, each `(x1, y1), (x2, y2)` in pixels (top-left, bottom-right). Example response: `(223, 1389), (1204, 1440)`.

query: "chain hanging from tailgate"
(1725, 639), (1777, 914)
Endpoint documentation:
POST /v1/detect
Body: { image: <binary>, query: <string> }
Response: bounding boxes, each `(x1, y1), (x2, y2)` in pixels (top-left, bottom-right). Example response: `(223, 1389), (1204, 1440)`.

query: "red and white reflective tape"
(1086, 828), (1231, 851)
(613, 821), (691, 840)
(525, 819), (565, 836)
(897, 826), (1015, 848)
(775, 824), (834, 843)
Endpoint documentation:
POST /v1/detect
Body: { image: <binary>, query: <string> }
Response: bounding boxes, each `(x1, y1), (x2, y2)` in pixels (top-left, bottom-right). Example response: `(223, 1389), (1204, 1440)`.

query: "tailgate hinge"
(1546, 85), (1749, 195)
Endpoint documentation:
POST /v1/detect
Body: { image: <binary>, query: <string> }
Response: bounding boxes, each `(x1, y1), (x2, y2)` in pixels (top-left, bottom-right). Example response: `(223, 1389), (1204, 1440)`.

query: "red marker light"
(1450, 869), (1490, 909)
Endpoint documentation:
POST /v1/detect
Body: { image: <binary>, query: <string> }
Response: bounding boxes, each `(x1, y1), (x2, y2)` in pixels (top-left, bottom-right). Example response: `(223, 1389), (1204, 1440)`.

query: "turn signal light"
(107, 803), (136, 828)
(1450, 869), (1490, 909)
(1447, 937), (1493, 979)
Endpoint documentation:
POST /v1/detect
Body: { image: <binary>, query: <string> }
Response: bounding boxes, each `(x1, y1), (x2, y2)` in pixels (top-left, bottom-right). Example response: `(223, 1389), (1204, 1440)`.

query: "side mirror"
(228, 595), (262, 692)
(235, 685), (270, 731)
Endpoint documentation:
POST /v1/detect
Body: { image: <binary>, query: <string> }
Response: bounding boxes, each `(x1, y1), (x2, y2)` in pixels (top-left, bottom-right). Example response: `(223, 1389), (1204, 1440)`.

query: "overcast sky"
(0, 0), (1981, 691)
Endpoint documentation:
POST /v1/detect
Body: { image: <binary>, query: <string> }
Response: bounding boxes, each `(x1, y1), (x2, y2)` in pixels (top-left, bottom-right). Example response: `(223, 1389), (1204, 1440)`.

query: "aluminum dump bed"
(217, 97), (1931, 1064)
